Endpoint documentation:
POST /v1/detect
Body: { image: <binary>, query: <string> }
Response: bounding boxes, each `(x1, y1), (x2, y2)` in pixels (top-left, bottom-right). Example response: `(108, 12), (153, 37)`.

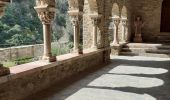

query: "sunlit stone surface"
(66, 88), (156, 100)
(88, 74), (164, 88)
(109, 65), (168, 75)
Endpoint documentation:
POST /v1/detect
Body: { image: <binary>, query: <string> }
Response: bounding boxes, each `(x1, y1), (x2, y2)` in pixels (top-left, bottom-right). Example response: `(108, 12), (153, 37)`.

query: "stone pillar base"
(73, 49), (83, 55)
(103, 49), (111, 64)
(134, 34), (143, 43)
(0, 65), (10, 76)
(42, 56), (57, 62)
(91, 46), (98, 50)
(111, 45), (122, 56)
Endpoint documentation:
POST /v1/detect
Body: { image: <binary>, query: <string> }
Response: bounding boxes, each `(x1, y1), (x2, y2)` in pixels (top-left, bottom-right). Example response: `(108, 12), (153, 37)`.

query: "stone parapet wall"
(0, 44), (44, 62)
(0, 42), (69, 62)
(0, 50), (106, 100)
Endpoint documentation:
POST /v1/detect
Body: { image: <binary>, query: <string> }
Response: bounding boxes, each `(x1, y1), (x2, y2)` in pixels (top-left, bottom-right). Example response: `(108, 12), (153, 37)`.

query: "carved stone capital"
(68, 0), (79, 10)
(92, 18), (98, 26)
(68, 10), (83, 26)
(89, 13), (102, 26)
(122, 18), (128, 26)
(34, 0), (55, 24)
(37, 11), (55, 24)
(71, 16), (79, 26)
(112, 17), (120, 26)
(35, 0), (55, 7)
(68, 10), (83, 17)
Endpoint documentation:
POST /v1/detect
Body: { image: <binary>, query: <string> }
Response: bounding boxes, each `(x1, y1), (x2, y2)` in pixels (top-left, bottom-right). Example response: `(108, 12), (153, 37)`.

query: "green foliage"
(0, 0), (42, 46)
(3, 61), (16, 68)
(0, 0), (72, 47)
(2, 56), (33, 67)
(52, 47), (69, 56)
(14, 56), (33, 65)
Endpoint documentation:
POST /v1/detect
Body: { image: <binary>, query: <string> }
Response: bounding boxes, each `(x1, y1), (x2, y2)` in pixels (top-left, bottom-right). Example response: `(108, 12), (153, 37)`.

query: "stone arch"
(161, 0), (170, 32)
(112, 3), (120, 18)
(82, 0), (100, 49)
(121, 5), (127, 19)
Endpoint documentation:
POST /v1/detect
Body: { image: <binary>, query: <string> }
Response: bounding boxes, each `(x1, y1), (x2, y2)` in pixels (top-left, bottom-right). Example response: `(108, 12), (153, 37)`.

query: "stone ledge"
(0, 48), (108, 84)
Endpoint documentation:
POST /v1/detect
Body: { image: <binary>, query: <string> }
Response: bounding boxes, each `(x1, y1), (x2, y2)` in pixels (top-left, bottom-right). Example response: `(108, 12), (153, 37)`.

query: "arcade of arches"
(0, 0), (170, 100)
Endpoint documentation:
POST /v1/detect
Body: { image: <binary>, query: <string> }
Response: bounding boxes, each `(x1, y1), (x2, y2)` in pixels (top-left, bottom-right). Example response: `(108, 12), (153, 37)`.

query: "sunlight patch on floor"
(109, 65), (168, 75)
(111, 56), (170, 61)
(66, 88), (156, 100)
(87, 74), (164, 88)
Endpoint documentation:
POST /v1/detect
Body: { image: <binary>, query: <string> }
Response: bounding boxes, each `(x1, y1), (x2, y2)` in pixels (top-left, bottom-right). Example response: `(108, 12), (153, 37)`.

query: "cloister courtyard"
(0, 0), (170, 100)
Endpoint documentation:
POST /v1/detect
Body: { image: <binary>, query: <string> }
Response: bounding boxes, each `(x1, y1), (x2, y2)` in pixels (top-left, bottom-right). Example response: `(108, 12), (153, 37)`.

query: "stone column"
(0, 0), (10, 76)
(34, 0), (56, 61)
(72, 17), (79, 53)
(112, 17), (120, 45)
(122, 18), (128, 43)
(89, 14), (101, 49)
(91, 18), (98, 49)
(68, 10), (82, 54)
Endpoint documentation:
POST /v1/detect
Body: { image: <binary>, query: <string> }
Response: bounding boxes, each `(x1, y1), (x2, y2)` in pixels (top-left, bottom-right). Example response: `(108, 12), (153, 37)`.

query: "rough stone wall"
(83, 0), (104, 49)
(0, 51), (104, 100)
(130, 0), (162, 42)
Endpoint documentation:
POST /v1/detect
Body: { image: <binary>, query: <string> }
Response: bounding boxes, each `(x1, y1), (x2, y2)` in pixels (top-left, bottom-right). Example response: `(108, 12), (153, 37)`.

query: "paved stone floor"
(28, 56), (170, 100)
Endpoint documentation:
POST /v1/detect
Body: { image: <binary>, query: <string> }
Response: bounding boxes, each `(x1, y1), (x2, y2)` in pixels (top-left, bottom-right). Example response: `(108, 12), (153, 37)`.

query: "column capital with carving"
(112, 17), (120, 26)
(68, 10), (83, 26)
(68, 10), (83, 17)
(34, 0), (56, 24)
(89, 13), (102, 26)
(122, 18), (128, 26)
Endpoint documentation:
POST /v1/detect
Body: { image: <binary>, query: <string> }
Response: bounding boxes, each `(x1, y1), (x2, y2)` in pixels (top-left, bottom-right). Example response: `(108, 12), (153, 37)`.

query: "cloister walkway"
(27, 56), (170, 100)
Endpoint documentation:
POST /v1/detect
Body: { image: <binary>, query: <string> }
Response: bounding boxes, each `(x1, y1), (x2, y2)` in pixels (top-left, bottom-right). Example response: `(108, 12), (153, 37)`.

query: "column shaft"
(112, 18), (120, 45)
(92, 19), (98, 49)
(42, 24), (52, 59)
(73, 21), (79, 52)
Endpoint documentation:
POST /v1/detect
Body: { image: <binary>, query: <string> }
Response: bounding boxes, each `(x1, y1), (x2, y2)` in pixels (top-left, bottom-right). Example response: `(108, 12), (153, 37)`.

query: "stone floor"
(27, 56), (170, 100)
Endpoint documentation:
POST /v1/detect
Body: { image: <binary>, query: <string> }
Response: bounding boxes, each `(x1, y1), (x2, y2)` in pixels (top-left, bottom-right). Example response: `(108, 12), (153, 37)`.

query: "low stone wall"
(0, 44), (44, 62)
(0, 42), (69, 62)
(0, 50), (106, 100)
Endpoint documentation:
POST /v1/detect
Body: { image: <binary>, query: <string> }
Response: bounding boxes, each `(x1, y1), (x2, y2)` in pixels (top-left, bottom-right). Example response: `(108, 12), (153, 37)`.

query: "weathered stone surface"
(26, 56), (170, 100)
(111, 45), (122, 56)
(0, 50), (105, 100)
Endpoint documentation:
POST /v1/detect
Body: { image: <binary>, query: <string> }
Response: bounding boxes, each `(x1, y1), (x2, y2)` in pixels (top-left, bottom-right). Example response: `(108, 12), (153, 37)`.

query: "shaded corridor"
(27, 56), (170, 100)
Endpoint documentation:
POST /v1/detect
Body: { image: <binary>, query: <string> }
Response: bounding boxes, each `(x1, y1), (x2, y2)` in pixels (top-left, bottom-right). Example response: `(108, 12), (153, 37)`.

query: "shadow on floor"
(25, 56), (170, 100)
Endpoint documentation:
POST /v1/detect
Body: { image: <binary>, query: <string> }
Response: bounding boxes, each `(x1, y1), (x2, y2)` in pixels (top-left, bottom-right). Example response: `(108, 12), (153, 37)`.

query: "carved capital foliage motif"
(68, 10), (83, 26)
(71, 15), (80, 27)
(92, 18), (98, 26)
(34, 0), (55, 24)
(113, 18), (120, 26)
(37, 11), (55, 24)
(0, 0), (10, 16)
(122, 19), (128, 26)
(89, 14), (102, 26)
(68, 0), (79, 10)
